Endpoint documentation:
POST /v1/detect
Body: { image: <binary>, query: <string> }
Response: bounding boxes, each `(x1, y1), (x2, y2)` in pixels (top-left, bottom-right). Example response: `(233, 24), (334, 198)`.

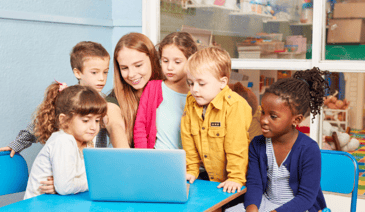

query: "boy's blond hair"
(185, 47), (231, 80)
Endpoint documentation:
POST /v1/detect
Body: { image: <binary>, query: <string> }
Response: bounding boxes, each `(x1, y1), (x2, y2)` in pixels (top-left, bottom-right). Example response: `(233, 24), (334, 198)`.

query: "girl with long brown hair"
(133, 32), (197, 149)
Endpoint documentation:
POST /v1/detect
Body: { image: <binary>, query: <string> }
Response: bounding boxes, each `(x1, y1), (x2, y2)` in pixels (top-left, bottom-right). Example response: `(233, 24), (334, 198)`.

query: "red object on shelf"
(296, 126), (310, 134)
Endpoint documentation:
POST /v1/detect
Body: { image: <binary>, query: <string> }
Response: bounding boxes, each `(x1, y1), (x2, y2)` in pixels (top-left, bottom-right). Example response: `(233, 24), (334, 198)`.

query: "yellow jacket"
(181, 86), (252, 186)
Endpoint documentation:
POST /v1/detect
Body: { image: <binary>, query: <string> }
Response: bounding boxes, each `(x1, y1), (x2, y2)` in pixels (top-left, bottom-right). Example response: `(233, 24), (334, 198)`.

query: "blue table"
(0, 180), (246, 212)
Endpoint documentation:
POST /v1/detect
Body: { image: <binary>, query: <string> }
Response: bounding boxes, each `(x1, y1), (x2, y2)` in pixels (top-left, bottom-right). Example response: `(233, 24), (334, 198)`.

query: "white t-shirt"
(24, 130), (88, 199)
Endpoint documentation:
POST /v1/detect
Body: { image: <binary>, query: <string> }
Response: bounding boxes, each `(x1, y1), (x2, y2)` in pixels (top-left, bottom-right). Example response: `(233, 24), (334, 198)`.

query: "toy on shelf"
(323, 90), (350, 131)
(322, 121), (360, 152)
(323, 90), (350, 110)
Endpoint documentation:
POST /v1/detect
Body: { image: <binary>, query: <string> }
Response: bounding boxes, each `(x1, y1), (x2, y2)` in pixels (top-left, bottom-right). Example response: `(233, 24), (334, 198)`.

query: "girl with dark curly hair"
(243, 67), (330, 212)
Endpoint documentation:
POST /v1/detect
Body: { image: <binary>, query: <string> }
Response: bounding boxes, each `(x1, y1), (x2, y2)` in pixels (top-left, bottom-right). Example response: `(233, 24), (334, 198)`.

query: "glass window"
(324, 0), (365, 60)
(160, 0), (313, 60)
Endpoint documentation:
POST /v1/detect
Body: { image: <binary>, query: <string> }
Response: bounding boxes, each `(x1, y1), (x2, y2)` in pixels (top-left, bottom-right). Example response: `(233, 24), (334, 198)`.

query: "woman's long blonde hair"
(112, 32), (163, 146)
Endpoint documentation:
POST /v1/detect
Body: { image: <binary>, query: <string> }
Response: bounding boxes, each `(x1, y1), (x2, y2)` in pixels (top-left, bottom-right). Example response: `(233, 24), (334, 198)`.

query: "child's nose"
(260, 115), (268, 125)
(167, 62), (173, 71)
(90, 121), (98, 130)
(99, 73), (105, 81)
(192, 84), (199, 93)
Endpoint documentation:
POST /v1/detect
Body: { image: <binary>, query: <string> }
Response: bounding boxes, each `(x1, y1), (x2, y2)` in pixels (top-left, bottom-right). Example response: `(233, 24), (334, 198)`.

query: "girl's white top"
(24, 130), (88, 199)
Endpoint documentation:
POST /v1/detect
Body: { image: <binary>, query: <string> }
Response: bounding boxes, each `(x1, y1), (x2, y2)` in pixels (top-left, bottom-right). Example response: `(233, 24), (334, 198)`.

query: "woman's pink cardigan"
(133, 80), (163, 148)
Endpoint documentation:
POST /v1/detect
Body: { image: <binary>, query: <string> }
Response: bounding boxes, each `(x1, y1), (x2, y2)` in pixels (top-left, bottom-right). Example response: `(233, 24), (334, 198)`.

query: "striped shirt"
(264, 138), (294, 205)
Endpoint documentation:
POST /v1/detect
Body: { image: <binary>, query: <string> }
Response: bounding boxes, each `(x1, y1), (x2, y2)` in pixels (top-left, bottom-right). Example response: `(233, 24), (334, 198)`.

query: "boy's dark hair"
(70, 41), (110, 73)
(264, 67), (331, 121)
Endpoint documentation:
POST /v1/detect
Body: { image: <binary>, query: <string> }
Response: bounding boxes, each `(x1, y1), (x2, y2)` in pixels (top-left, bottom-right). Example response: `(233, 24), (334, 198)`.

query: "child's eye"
(175, 61), (181, 64)
(120, 67), (128, 71)
(95, 119), (101, 123)
(162, 59), (168, 63)
(136, 64), (142, 68)
(104, 71), (108, 74)
(270, 115), (277, 119)
(199, 83), (205, 86)
(82, 119), (89, 123)
(92, 72), (97, 75)
(187, 81), (193, 86)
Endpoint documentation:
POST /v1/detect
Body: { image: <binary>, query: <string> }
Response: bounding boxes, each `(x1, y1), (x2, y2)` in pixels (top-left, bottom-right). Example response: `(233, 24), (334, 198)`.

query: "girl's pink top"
(133, 80), (163, 148)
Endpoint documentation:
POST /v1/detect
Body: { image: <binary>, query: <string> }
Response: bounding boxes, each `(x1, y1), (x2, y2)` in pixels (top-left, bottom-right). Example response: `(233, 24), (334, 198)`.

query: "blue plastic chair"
(0, 151), (28, 196)
(320, 150), (359, 212)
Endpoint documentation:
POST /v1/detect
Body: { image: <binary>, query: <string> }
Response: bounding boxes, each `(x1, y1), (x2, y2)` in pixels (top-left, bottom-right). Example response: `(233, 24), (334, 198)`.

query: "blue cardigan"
(244, 132), (326, 212)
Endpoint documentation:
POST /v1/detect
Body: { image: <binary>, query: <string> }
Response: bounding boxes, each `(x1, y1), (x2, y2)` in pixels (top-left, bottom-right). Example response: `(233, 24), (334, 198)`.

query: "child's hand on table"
(0, 146), (16, 157)
(217, 180), (241, 193)
(186, 173), (196, 183)
(39, 176), (56, 194)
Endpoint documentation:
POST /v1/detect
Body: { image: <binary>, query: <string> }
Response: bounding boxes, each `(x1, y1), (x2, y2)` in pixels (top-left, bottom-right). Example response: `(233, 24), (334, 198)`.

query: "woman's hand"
(39, 176), (56, 194)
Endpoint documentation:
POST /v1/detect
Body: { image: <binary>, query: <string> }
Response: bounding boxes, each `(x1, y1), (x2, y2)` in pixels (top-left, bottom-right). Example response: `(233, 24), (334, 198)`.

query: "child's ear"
(59, 113), (67, 128)
(293, 114), (304, 126)
(73, 68), (82, 80)
(220, 76), (228, 89)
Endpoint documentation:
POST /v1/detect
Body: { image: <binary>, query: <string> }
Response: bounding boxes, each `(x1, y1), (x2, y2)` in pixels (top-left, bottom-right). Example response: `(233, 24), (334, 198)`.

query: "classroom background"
(1, 0), (365, 210)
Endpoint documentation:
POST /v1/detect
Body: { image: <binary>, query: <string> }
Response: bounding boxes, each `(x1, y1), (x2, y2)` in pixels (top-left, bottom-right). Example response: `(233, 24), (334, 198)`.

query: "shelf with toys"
(229, 11), (272, 18)
(229, 0), (274, 18)
(323, 91), (350, 132)
(236, 34), (307, 59)
(182, 0), (240, 11)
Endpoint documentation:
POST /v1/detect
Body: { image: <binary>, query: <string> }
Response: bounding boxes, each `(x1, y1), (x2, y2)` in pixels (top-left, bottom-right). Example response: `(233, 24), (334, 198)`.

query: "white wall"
(324, 193), (365, 212)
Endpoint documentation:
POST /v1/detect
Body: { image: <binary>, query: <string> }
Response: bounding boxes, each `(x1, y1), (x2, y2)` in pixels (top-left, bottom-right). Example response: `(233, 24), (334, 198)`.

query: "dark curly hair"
(264, 67), (331, 121)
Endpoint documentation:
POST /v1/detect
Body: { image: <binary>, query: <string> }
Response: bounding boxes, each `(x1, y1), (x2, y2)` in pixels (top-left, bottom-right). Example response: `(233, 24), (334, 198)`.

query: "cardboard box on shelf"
(286, 36), (307, 53)
(238, 51), (261, 59)
(260, 52), (278, 59)
(237, 44), (261, 51)
(334, 2), (365, 18)
(327, 19), (365, 44)
(181, 25), (213, 49)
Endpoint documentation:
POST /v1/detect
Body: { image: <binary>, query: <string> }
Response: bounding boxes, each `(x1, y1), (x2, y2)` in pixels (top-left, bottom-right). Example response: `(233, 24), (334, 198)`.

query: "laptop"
(83, 148), (189, 203)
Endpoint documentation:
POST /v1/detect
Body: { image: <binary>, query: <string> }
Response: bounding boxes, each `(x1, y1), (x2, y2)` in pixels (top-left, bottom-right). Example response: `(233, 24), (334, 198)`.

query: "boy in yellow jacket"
(181, 47), (252, 193)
